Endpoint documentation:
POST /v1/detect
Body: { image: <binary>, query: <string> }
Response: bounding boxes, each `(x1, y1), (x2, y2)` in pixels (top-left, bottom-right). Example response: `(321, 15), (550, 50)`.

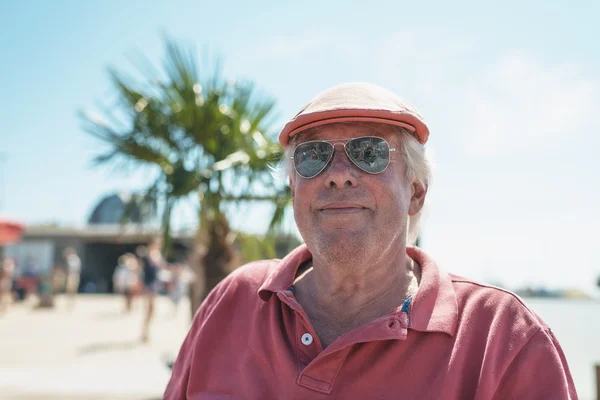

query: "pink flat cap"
(279, 82), (430, 146)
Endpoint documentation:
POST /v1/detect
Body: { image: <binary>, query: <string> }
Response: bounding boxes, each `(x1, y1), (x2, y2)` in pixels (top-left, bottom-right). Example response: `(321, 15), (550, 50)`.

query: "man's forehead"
(295, 122), (397, 143)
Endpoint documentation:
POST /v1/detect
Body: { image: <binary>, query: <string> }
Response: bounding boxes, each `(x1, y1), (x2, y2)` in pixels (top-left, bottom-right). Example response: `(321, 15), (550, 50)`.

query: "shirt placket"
(277, 290), (322, 365)
(277, 291), (411, 395)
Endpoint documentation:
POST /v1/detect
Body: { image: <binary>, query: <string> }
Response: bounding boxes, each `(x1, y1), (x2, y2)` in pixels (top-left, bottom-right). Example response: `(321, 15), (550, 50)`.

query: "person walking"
(113, 253), (140, 313)
(0, 257), (16, 314)
(63, 247), (81, 309)
(139, 238), (165, 342)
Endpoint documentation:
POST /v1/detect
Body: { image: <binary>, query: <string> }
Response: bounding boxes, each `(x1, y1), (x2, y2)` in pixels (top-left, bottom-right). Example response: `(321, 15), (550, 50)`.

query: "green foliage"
(236, 233), (277, 263)
(236, 232), (302, 263)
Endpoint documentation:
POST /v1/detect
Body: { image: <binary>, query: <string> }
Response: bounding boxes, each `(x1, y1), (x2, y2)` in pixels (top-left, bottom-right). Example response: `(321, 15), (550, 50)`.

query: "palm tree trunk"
(189, 205), (240, 318)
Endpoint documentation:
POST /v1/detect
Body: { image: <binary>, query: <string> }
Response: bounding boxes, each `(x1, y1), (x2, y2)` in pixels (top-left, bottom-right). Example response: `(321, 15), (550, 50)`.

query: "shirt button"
(301, 333), (313, 346)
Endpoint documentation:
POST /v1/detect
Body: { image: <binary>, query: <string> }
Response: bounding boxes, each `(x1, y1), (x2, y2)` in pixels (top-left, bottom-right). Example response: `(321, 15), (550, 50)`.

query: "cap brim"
(279, 109), (429, 146)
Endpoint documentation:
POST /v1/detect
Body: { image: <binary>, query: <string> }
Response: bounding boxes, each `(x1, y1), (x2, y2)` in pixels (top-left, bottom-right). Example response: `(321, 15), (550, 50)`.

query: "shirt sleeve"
(492, 327), (578, 400)
(162, 277), (232, 400)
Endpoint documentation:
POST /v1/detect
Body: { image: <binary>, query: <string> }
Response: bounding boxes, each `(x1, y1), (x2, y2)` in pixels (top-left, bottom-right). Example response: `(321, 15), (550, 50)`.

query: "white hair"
(278, 123), (432, 246)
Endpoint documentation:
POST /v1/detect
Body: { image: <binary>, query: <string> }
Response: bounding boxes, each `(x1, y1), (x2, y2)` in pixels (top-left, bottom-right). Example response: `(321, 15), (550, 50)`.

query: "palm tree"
(80, 36), (290, 315)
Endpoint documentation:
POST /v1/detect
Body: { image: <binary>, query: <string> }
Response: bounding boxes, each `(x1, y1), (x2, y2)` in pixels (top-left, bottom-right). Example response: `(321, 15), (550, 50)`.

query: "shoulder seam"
(451, 279), (545, 328)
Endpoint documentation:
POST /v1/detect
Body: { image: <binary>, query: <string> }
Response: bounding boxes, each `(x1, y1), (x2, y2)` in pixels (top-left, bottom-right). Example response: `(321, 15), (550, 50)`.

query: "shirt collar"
(258, 245), (311, 301)
(406, 246), (458, 337)
(258, 244), (458, 337)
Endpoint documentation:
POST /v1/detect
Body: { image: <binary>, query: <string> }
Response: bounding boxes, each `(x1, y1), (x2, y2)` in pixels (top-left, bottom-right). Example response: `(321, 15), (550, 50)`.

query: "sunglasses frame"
(291, 136), (397, 179)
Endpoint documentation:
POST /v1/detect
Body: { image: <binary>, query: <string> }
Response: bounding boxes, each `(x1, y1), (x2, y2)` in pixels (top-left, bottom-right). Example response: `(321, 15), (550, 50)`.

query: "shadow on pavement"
(77, 340), (142, 355)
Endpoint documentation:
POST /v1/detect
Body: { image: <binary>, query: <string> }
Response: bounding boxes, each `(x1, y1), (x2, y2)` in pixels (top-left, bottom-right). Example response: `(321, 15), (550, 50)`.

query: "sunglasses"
(291, 136), (396, 179)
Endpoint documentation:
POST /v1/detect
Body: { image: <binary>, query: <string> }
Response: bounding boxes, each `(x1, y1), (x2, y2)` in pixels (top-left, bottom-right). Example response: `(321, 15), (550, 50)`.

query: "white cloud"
(248, 32), (336, 59)
(373, 31), (476, 97)
(458, 51), (600, 155)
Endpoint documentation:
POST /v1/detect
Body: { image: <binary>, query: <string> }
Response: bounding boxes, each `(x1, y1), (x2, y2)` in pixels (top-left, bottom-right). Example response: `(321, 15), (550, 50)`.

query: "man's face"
(290, 123), (425, 266)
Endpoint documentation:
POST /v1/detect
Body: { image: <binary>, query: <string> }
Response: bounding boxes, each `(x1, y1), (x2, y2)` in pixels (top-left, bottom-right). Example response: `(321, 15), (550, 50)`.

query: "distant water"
(525, 299), (600, 400)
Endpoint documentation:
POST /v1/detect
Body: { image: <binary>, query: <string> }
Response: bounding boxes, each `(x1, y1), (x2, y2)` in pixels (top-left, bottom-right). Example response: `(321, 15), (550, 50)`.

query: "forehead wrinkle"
(295, 122), (395, 144)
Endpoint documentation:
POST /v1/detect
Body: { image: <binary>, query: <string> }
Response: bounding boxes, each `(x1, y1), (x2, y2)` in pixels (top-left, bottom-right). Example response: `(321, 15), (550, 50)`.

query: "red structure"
(0, 219), (25, 245)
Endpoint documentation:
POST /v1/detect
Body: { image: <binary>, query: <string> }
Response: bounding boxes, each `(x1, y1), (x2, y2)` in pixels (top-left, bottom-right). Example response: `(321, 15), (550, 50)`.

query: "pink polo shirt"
(164, 245), (578, 399)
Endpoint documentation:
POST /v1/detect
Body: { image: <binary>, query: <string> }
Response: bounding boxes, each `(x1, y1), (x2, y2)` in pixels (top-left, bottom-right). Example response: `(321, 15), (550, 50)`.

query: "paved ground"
(0, 294), (192, 400)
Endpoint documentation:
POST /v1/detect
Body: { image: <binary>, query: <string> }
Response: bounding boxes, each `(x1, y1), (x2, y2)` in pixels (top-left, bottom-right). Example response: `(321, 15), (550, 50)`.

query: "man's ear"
(409, 181), (427, 216)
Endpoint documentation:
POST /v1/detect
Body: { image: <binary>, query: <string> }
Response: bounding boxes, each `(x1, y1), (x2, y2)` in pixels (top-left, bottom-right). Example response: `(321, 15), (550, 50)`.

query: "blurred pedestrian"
(36, 271), (55, 308)
(113, 253), (140, 313)
(167, 263), (190, 317)
(20, 256), (39, 299)
(0, 257), (16, 314)
(113, 255), (128, 293)
(51, 264), (66, 294)
(138, 238), (165, 342)
(63, 247), (81, 309)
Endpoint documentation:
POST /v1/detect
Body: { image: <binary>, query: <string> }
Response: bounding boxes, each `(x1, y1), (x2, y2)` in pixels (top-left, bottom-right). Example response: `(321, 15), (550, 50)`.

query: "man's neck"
(294, 247), (420, 345)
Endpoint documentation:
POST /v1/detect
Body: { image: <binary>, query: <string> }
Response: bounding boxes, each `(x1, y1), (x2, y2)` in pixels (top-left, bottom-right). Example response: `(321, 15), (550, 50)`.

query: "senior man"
(165, 82), (577, 399)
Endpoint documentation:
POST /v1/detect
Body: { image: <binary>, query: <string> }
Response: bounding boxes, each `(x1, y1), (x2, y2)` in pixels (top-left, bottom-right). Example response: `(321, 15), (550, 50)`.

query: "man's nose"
(323, 145), (358, 189)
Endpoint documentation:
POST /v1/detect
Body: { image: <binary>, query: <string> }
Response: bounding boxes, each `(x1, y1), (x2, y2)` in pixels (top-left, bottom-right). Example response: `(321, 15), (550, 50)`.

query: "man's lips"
(317, 203), (370, 213)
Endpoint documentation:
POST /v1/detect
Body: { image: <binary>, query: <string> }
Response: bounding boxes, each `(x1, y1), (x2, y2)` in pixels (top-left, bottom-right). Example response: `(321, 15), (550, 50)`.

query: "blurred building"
(2, 192), (193, 293)
(88, 192), (156, 225)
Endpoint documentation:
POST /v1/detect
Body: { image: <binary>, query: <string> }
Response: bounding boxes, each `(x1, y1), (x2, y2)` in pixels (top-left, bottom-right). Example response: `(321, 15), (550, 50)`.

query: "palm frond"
(83, 34), (292, 263)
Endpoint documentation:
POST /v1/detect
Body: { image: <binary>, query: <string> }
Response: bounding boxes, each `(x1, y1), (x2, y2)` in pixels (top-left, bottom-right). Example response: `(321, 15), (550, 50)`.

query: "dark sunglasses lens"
(294, 142), (334, 178)
(346, 137), (390, 173)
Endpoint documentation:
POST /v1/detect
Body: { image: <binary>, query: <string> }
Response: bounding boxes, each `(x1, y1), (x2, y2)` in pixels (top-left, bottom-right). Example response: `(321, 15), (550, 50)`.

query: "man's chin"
(308, 232), (371, 262)
(318, 227), (366, 242)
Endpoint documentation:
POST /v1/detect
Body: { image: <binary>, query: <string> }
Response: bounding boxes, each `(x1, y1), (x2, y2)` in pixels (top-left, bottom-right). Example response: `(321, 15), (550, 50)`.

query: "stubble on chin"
(305, 228), (372, 270)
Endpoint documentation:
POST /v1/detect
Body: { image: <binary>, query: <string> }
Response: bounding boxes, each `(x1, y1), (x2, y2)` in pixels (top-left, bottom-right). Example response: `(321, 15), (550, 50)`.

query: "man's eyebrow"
(295, 129), (320, 143)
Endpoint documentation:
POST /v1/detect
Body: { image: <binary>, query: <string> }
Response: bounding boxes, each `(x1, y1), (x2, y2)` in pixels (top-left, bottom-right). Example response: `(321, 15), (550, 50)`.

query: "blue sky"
(1, 1), (599, 294)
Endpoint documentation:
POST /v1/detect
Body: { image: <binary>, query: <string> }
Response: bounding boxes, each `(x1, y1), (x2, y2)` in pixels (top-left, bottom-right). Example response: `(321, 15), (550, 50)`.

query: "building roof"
(21, 224), (194, 244)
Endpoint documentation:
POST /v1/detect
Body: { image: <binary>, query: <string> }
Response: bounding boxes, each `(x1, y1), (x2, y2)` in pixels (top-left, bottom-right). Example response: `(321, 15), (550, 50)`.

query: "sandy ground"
(0, 294), (192, 400)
